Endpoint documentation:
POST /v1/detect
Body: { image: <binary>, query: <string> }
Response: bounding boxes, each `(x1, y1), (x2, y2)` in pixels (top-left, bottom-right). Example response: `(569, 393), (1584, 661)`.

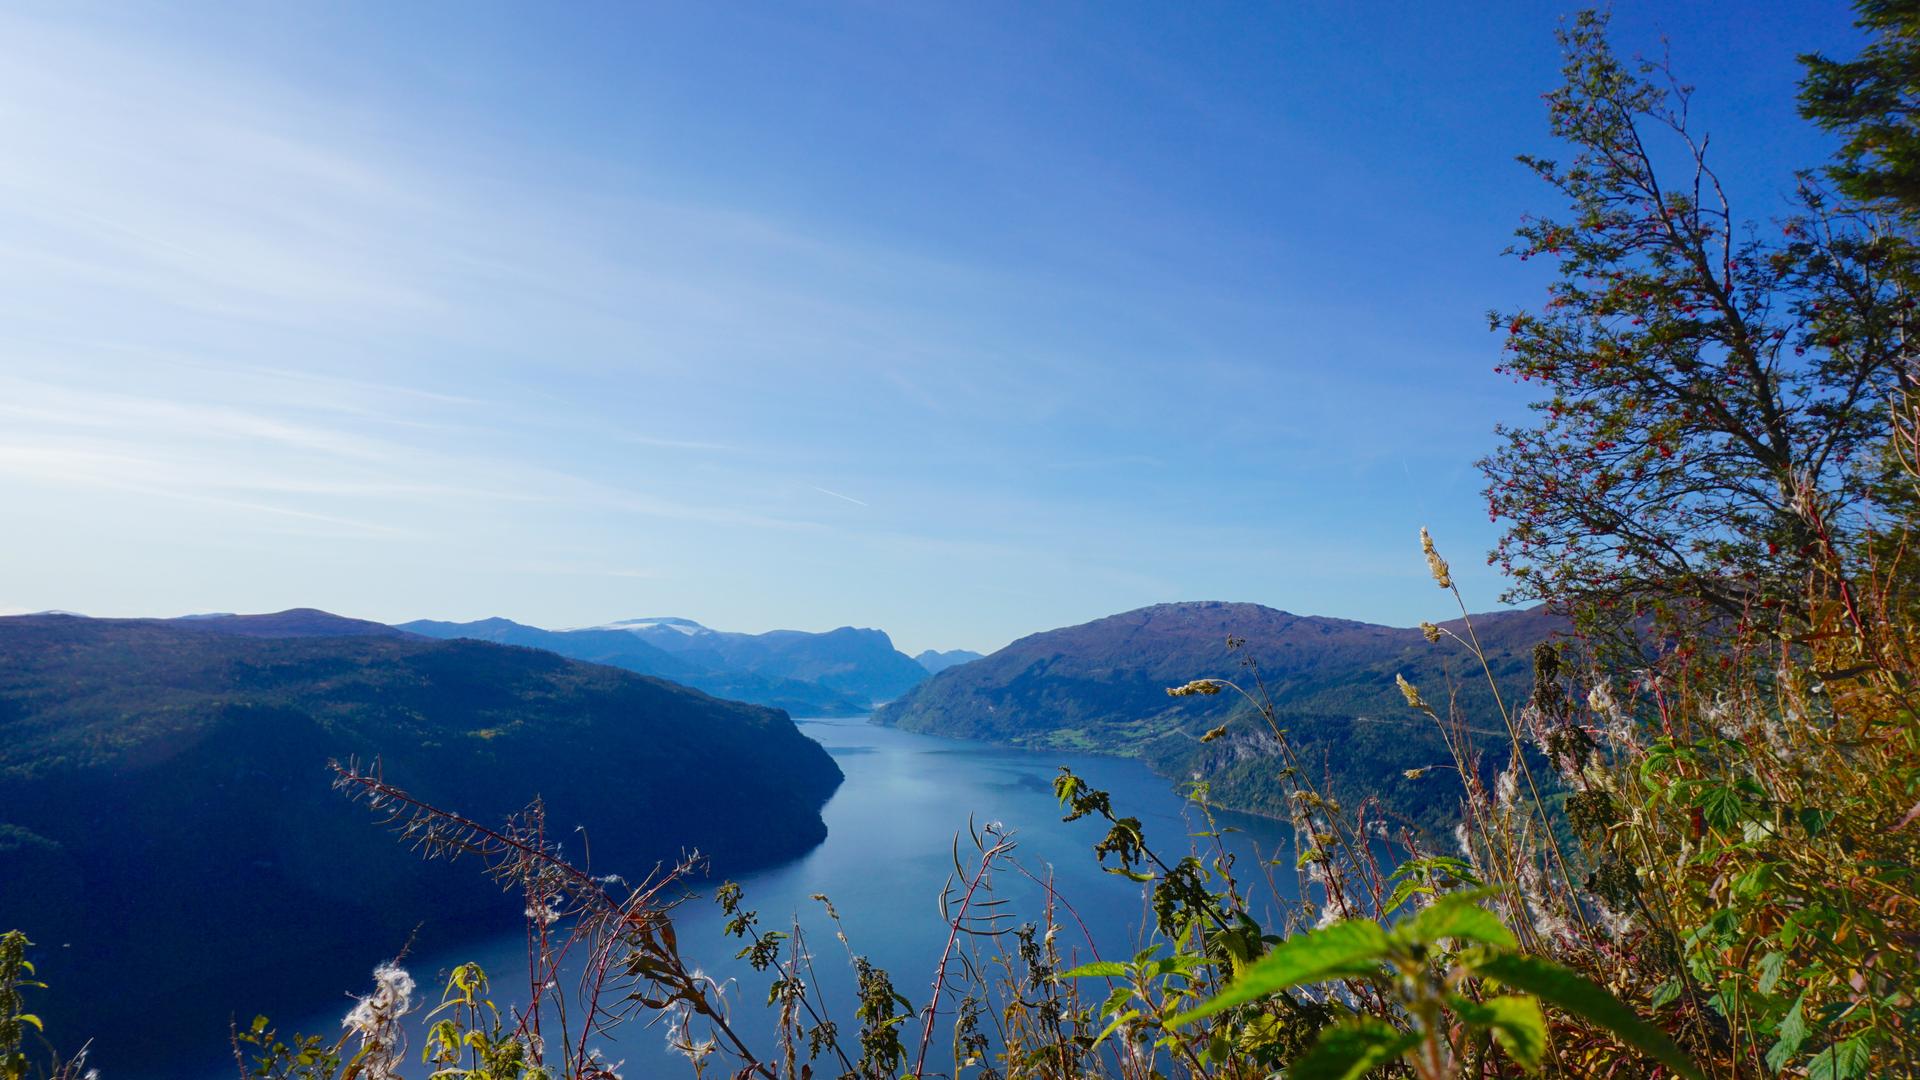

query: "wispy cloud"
(614, 432), (741, 452)
(812, 486), (870, 507)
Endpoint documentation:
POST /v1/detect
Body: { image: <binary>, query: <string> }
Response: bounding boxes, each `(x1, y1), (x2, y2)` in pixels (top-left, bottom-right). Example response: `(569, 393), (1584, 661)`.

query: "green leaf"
(1166, 920), (1390, 1028)
(1383, 876), (1427, 914)
(1388, 855), (1476, 881)
(1399, 892), (1515, 949)
(1206, 1027), (1232, 1064)
(1732, 862), (1779, 899)
(1090, 1008), (1141, 1048)
(1287, 1018), (1421, 1080)
(1471, 953), (1701, 1080)
(1767, 993), (1809, 1072)
(1453, 995), (1547, 1070)
(1057, 961), (1128, 979)
(1155, 953), (1211, 977)
(1756, 951), (1785, 996)
(1698, 782), (1751, 831)
(1798, 807), (1835, 837)
(1805, 1035), (1874, 1080)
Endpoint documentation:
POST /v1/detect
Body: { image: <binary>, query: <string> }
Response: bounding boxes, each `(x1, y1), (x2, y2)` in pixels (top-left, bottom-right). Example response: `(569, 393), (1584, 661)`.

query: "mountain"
(398, 617), (873, 715)
(915, 648), (984, 674)
(404, 616), (929, 711)
(875, 601), (1562, 834)
(0, 612), (843, 1078)
(593, 617), (931, 705)
(172, 606), (412, 638)
(587, 616), (710, 635)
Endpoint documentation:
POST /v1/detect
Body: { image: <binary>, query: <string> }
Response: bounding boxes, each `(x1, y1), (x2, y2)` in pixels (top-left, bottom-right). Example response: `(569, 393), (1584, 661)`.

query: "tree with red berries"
(1481, 10), (1918, 628)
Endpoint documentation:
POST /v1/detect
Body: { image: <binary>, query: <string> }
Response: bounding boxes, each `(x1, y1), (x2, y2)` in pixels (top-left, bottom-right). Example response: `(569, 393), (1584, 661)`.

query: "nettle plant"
(1162, 891), (1695, 1080)
(1, 931), (90, 1080)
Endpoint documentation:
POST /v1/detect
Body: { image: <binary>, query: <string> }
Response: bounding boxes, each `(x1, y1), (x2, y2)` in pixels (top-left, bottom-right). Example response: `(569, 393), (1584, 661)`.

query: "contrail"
(812, 485), (869, 507)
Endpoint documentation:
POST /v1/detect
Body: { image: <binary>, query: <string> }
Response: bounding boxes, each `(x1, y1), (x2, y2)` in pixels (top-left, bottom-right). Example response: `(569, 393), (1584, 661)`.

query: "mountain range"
(877, 600), (1560, 833)
(0, 610), (843, 1079)
(914, 648), (985, 674)
(399, 615), (929, 714)
(2, 596), (1560, 1074)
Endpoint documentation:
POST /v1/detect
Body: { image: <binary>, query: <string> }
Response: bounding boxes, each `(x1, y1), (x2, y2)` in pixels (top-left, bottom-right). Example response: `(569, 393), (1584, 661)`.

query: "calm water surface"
(253, 718), (1304, 1077)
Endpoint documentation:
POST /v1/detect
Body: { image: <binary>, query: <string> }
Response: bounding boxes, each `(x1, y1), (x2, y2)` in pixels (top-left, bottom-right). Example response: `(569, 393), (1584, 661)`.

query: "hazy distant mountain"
(398, 616), (708, 686)
(405, 616), (929, 711)
(877, 601), (1560, 833)
(0, 611), (842, 1077)
(914, 648), (984, 674)
(596, 617), (931, 704)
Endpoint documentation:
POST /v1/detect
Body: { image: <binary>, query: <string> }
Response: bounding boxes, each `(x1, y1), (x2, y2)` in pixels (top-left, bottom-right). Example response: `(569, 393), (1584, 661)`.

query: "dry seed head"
(1420, 527), (1453, 589)
(1167, 679), (1225, 697)
(1396, 672), (1428, 710)
(1420, 620), (1441, 643)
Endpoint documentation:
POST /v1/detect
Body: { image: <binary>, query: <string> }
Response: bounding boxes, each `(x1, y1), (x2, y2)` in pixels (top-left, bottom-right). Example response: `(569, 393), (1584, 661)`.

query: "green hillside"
(876, 601), (1556, 834)
(0, 613), (843, 1072)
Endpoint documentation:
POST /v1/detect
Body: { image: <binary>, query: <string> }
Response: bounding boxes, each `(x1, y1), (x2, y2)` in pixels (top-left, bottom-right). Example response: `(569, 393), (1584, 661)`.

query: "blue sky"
(0, 2), (1863, 653)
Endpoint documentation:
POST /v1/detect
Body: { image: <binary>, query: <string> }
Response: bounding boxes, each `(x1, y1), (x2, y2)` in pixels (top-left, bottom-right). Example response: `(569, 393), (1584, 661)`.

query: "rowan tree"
(1481, 11), (1917, 627)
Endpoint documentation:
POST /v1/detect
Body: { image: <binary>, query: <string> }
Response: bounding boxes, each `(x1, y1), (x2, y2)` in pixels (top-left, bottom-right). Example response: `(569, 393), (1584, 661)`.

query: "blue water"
(260, 718), (1304, 1077)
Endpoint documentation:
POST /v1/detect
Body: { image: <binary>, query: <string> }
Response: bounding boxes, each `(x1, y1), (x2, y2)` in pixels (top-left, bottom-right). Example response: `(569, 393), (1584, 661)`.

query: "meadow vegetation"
(7, 6), (1920, 1078)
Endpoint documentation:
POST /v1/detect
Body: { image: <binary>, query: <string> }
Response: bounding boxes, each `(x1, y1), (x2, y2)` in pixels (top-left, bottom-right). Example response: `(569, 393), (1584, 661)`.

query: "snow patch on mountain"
(575, 616), (712, 635)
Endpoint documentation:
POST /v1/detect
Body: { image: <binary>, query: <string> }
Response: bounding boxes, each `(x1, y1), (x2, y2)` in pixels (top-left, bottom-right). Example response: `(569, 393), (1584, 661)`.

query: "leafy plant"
(1165, 892), (1698, 1079)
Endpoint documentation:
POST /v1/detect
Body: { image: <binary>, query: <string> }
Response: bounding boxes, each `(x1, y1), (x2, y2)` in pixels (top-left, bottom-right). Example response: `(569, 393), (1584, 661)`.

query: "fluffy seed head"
(1396, 673), (1428, 710)
(1420, 527), (1453, 589)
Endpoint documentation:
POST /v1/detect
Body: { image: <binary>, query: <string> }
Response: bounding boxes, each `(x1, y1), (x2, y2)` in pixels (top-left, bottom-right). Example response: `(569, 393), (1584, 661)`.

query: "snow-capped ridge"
(573, 616), (712, 635)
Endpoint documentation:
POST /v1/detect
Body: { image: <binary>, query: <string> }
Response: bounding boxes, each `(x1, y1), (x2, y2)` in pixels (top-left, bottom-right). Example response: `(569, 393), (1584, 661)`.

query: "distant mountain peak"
(580, 616), (713, 635)
(915, 648), (984, 674)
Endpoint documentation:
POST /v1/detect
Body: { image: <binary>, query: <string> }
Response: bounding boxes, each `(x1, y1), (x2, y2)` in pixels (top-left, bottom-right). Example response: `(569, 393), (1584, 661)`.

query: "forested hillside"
(0, 613), (842, 1076)
(877, 600), (1558, 832)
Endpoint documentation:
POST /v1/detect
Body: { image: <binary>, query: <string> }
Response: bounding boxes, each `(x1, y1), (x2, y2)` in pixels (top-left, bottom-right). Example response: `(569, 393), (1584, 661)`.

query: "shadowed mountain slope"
(0, 612), (842, 1078)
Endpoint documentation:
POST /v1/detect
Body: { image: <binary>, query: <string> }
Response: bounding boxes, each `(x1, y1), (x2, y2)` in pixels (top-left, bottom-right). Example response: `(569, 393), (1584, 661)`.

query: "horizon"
(0, 596), (1548, 657)
(0, 2), (1861, 655)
